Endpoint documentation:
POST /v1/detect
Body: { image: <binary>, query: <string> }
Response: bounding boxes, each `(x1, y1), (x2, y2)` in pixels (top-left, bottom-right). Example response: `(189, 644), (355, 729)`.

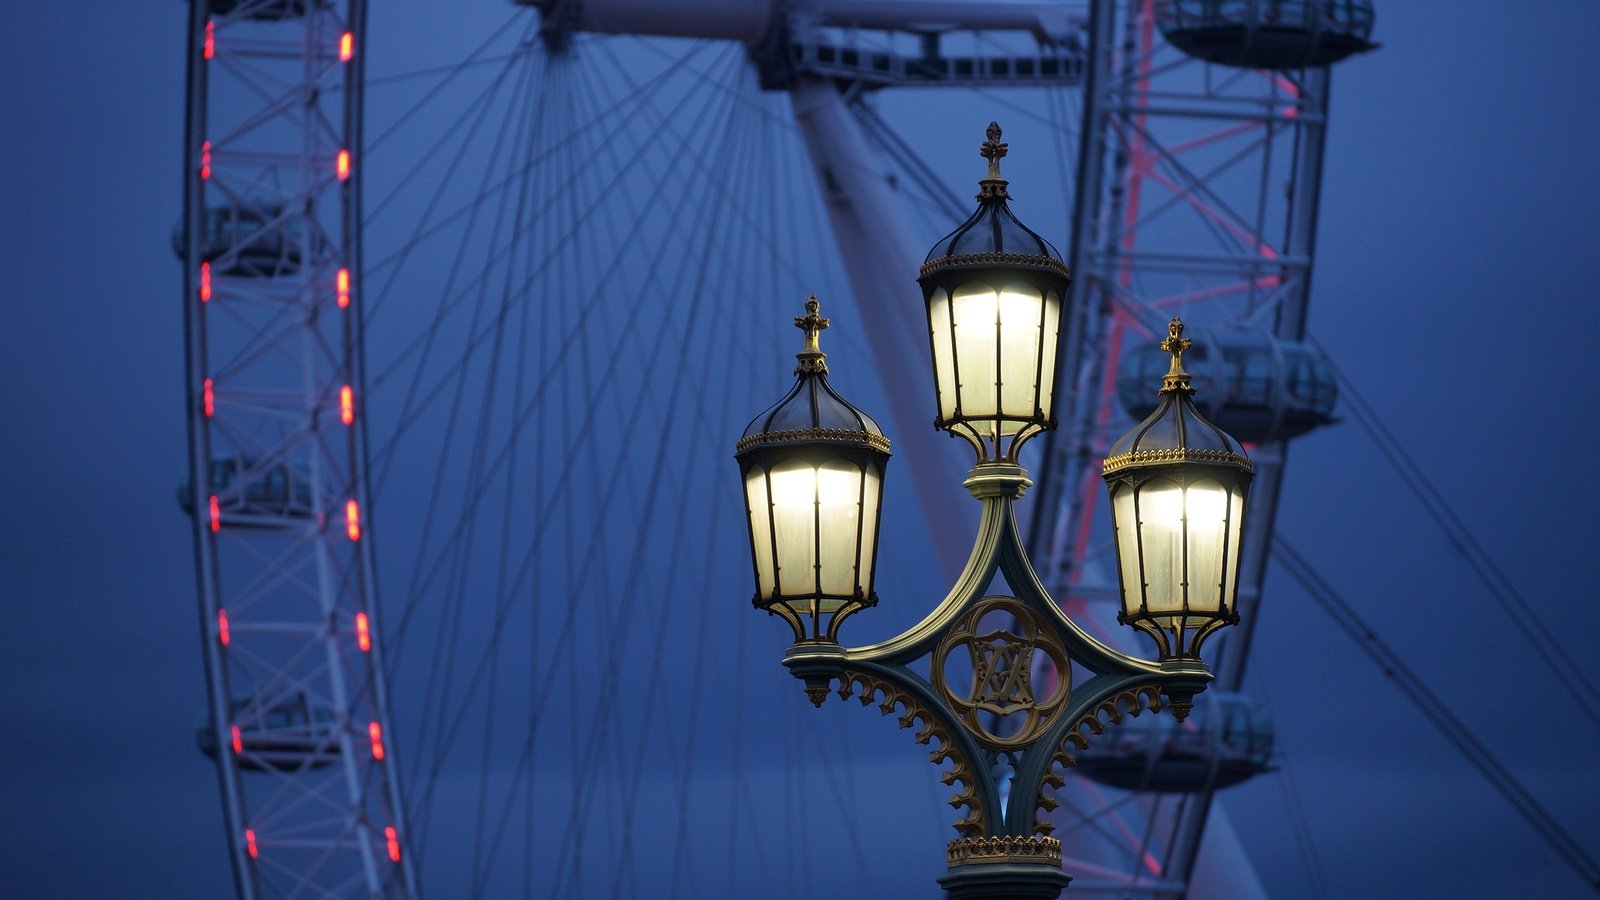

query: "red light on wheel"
(200, 141), (212, 180)
(340, 385), (355, 425)
(204, 20), (215, 59)
(385, 826), (401, 863)
(200, 262), (212, 302)
(231, 724), (243, 755)
(339, 32), (354, 61)
(209, 495), (222, 533)
(337, 149), (350, 181)
(369, 721), (385, 760)
(245, 829), (258, 859)
(218, 610), (231, 646)
(345, 499), (361, 541)
(355, 612), (371, 652)
(203, 378), (215, 417)
(336, 267), (351, 309)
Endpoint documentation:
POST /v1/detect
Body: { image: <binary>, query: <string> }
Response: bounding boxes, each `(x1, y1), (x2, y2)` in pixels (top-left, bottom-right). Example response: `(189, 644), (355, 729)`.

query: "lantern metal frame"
(1102, 318), (1255, 661)
(917, 123), (1071, 467)
(736, 297), (891, 644)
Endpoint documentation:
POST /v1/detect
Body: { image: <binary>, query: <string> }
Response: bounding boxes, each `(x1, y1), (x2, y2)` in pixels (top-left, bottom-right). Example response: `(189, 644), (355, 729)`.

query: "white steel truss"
(181, 0), (414, 895)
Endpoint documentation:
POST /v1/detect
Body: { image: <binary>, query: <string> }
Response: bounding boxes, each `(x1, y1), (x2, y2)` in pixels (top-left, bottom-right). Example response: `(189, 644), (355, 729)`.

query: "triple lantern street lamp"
(734, 123), (1255, 898)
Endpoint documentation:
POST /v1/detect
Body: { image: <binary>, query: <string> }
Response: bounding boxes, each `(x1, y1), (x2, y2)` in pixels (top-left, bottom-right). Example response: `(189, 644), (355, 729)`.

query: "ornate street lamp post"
(735, 125), (1253, 899)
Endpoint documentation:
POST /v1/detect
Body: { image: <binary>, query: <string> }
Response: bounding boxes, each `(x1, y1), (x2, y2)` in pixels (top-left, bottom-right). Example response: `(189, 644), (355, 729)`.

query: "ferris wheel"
(178, 1), (1385, 897)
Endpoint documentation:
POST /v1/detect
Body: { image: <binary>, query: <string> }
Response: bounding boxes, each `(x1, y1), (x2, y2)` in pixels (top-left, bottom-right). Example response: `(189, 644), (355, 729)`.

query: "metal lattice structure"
(181, 0), (415, 894)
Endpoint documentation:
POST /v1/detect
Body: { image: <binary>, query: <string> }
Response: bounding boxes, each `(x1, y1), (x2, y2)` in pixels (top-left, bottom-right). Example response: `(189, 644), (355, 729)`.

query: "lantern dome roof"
(920, 122), (1068, 280)
(1103, 318), (1252, 476)
(736, 295), (890, 458)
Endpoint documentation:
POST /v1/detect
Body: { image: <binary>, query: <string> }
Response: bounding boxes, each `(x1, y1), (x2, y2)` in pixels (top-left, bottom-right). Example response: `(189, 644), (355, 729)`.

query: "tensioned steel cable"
(539, 52), (749, 895)
(1245, 671), (1332, 900)
(1310, 334), (1600, 732)
(1274, 537), (1600, 893)
(401, 45), (741, 848)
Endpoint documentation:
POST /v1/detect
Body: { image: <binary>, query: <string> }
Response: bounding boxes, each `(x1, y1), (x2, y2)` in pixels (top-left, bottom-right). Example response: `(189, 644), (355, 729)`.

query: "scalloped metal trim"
(1101, 446), (1254, 475)
(919, 251), (1069, 278)
(839, 670), (985, 837)
(946, 835), (1062, 866)
(735, 427), (890, 453)
(1032, 685), (1165, 834)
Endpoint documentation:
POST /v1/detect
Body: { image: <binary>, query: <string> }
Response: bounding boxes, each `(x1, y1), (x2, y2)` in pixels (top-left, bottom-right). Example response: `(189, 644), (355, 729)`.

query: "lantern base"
(963, 463), (1032, 499)
(940, 836), (1071, 899)
(782, 641), (846, 707)
(1157, 657), (1213, 721)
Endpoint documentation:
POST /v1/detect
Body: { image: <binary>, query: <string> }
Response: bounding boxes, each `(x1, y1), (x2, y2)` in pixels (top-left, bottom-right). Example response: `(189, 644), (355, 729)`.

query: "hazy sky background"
(3, 1), (1599, 898)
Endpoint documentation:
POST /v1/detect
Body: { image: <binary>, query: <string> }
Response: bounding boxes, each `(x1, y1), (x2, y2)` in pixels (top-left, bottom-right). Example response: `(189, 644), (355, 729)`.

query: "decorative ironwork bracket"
(781, 462), (1212, 897)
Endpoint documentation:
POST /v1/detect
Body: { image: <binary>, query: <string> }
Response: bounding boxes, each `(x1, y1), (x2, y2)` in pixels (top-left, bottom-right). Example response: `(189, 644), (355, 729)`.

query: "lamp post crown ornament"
(1159, 316), (1196, 395)
(794, 293), (829, 374)
(978, 120), (1009, 200)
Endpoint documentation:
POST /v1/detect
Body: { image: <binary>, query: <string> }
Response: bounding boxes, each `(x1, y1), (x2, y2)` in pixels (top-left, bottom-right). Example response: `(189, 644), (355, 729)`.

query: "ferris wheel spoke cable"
(533, 60), (758, 892)
(396, 49), (747, 860)
(1273, 537), (1600, 891)
(1244, 670), (1332, 900)
(371, 46), (722, 647)
(1310, 336), (1600, 729)
(363, 36), (703, 331)
(456, 47), (554, 897)
(365, 46), (726, 500)
(363, 13), (533, 150)
(363, 26), (539, 244)
(393, 49), (547, 844)
(464, 56), (700, 890)
(847, 97), (968, 221)
(571, 53), (763, 899)
(381, 43), (744, 689)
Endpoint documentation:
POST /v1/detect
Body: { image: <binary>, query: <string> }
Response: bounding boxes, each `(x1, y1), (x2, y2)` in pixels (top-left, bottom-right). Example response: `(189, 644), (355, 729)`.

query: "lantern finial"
(978, 121), (1009, 199)
(794, 293), (830, 374)
(1159, 317), (1195, 395)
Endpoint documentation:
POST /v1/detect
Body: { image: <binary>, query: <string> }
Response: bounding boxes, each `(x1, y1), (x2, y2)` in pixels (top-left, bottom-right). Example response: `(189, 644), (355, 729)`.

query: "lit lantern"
(736, 295), (890, 643)
(918, 122), (1070, 463)
(1103, 318), (1253, 660)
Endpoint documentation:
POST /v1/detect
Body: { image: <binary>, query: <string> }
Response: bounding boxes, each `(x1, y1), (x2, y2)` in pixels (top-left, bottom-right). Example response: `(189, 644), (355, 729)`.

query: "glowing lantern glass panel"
(1104, 318), (1252, 660)
(736, 296), (889, 643)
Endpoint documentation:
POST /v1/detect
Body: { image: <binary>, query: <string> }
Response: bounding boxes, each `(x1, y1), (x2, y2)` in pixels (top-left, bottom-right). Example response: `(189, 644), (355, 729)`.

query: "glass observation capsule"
(1073, 690), (1275, 793)
(172, 202), (320, 277)
(1156, 0), (1377, 69)
(195, 693), (340, 773)
(1116, 329), (1338, 444)
(1104, 318), (1253, 661)
(178, 455), (318, 524)
(736, 296), (890, 643)
(917, 121), (1070, 463)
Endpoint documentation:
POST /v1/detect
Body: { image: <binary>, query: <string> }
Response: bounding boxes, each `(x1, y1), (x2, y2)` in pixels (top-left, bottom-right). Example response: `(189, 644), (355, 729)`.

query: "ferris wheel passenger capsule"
(1073, 690), (1276, 793)
(195, 693), (339, 772)
(1156, 0), (1377, 69)
(178, 455), (318, 527)
(204, 0), (312, 22)
(171, 202), (325, 279)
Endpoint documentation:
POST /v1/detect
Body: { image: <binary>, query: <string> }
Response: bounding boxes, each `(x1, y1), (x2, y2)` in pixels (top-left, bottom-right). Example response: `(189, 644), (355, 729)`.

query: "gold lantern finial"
(978, 121), (1009, 199)
(1159, 317), (1196, 395)
(794, 293), (830, 374)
